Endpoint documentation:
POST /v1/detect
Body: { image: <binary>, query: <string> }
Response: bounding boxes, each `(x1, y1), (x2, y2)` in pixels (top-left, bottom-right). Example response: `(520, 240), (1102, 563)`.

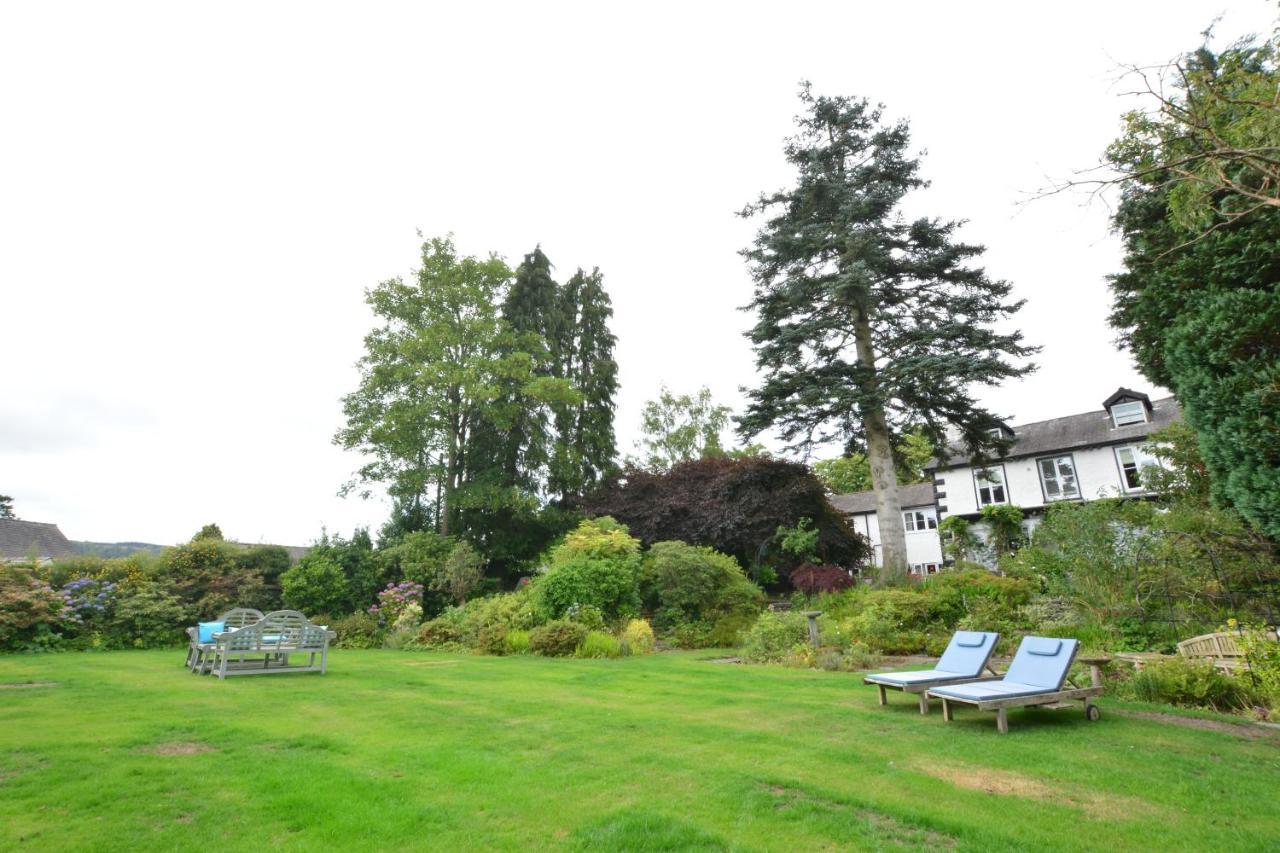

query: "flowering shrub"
(60, 578), (118, 628)
(740, 611), (808, 663)
(330, 611), (383, 649)
(371, 580), (425, 625)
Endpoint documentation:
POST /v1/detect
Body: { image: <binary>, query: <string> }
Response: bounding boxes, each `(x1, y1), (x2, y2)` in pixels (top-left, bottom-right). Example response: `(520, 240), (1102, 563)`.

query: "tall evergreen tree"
(1108, 37), (1280, 539)
(550, 267), (619, 498)
(737, 85), (1036, 582)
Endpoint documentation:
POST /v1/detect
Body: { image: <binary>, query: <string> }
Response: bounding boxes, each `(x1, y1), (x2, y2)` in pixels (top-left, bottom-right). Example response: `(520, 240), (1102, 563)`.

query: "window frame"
(1115, 444), (1158, 492)
(902, 509), (938, 532)
(1037, 453), (1081, 502)
(973, 464), (1008, 507)
(1110, 400), (1148, 427)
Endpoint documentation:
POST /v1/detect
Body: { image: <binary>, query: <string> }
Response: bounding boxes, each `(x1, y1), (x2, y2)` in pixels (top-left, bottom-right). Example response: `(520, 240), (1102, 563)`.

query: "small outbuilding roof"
(829, 481), (937, 515)
(0, 519), (77, 563)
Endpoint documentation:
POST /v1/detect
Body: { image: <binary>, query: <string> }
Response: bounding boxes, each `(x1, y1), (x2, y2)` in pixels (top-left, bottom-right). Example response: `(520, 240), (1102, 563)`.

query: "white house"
(831, 388), (1181, 572)
(830, 481), (945, 576)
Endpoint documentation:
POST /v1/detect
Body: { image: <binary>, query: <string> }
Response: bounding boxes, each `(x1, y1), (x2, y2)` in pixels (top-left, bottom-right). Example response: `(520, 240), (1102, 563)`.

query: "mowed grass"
(2, 650), (1279, 851)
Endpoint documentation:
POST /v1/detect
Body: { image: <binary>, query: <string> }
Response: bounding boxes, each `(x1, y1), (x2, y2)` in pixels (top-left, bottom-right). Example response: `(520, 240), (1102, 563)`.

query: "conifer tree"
(550, 267), (619, 498)
(737, 85), (1036, 582)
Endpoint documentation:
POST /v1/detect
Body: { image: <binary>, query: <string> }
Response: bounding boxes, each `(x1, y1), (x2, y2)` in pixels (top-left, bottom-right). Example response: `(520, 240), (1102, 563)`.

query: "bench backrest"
(1178, 632), (1246, 659)
(219, 610), (329, 652)
(217, 608), (265, 630)
(1003, 636), (1079, 690)
(935, 630), (999, 677)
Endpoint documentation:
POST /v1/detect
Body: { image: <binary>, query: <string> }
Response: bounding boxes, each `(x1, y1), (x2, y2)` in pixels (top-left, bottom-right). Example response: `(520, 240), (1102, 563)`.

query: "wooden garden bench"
(186, 608), (264, 673)
(1176, 632), (1252, 672)
(208, 610), (335, 679)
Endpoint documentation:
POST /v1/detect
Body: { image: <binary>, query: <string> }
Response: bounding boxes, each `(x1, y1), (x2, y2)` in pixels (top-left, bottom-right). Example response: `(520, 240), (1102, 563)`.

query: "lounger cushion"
(198, 621), (225, 643)
(866, 669), (968, 686)
(934, 631), (998, 677)
(928, 681), (1050, 701)
(1003, 636), (1078, 690)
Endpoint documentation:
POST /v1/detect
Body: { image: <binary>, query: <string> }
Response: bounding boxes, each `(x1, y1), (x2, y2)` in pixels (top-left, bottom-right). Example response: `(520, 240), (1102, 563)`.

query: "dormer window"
(1103, 388), (1153, 428)
(1110, 400), (1147, 427)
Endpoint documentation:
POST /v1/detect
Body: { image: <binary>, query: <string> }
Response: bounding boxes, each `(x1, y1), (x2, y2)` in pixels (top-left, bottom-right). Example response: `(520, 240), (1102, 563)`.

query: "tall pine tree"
(550, 267), (619, 498)
(737, 85), (1036, 582)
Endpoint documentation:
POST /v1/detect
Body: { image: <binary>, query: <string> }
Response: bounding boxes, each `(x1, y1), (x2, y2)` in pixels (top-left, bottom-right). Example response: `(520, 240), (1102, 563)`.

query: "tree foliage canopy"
(1108, 35), (1280, 539)
(579, 455), (870, 579)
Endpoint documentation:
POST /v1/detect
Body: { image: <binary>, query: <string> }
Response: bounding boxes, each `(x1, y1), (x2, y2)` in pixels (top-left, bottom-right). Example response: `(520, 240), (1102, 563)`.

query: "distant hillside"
(72, 541), (166, 558)
(70, 539), (310, 562)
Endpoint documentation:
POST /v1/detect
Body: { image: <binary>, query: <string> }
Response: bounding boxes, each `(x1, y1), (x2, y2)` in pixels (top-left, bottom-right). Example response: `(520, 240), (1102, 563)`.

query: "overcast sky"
(2, 2), (1273, 546)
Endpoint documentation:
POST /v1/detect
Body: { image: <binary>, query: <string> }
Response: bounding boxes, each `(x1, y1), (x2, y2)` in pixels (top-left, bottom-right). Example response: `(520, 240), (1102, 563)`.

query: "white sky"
(2, 2), (1273, 546)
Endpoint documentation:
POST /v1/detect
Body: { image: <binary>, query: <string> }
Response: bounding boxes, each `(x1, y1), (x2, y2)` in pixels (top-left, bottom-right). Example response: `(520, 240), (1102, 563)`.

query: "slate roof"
(829, 481), (938, 515)
(928, 395), (1181, 470)
(0, 519), (77, 563)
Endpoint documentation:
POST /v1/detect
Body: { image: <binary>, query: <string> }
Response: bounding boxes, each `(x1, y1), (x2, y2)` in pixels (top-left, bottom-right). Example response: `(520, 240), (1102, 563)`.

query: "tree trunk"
(441, 440), (457, 537)
(851, 307), (908, 584)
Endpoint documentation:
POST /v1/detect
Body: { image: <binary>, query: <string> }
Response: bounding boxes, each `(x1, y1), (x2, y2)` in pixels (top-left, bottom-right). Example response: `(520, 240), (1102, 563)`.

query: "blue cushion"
(262, 634), (283, 644)
(198, 621), (225, 643)
(1025, 638), (1063, 656)
(1003, 636), (1078, 689)
(954, 631), (988, 648)
(934, 631), (998, 677)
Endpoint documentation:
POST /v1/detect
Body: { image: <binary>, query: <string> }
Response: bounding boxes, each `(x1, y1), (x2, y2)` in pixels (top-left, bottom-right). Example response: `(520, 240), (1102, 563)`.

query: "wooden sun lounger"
(863, 631), (1002, 714)
(927, 637), (1103, 734)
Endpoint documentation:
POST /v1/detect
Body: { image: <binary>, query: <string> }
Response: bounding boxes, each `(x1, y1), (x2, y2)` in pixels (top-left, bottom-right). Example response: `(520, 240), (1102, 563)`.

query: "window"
(974, 467), (1006, 506)
(1110, 400), (1147, 427)
(1116, 445), (1158, 491)
(902, 509), (937, 532)
(1038, 455), (1080, 500)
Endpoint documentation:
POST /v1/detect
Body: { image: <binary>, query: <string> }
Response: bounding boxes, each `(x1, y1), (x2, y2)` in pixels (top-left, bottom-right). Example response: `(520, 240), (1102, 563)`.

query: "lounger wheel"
(1086, 704), (1101, 722)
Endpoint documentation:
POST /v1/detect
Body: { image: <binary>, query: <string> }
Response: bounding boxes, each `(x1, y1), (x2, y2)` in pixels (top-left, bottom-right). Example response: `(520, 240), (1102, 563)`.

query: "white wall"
(936, 442), (1146, 521)
(848, 506), (943, 570)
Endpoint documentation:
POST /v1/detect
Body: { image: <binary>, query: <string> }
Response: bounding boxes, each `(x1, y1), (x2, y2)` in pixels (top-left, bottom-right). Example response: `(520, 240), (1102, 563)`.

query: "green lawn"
(2, 650), (1278, 851)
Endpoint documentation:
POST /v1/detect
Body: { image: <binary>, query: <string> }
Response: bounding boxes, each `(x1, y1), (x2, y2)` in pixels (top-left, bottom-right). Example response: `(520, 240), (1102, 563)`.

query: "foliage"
(280, 556), (348, 617)
(0, 565), (64, 650)
(576, 630), (625, 659)
(528, 620), (589, 657)
(108, 584), (190, 648)
(1119, 657), (1266, 713)
(737, 83), (1035, 581)
(335, 235), (571, 537)
(631, 385), (733, 471)
(1233, 622), (1280, 705)
(620, 618), (655, 655)
(1002, 493), (1280, 651)
(0, 494), (13, 519)
(192, 523), (224, 541)
(432, 541), (484, 605)
(979, 503), (1025, 558)
(740, 611), (809, 663)
(58, 578), (117, 631)
(1107, 34), (1280, 539)
(1106, 30), (1280, 234)
(329, 611), (384, 649)
(812, 428), (936, 493)
(788, 564), (855, 596)
(581, 455), (870, 580)
(775, 517), (819, 563)
(533, 518), (642, 621)
(299, 530), (379, 618)
(938, 516), (980, 563)
(640, 541), (764, 631)
(416, 613), (464, 649)
(504, 629), (531, 655)
(155, 539), (267, 617)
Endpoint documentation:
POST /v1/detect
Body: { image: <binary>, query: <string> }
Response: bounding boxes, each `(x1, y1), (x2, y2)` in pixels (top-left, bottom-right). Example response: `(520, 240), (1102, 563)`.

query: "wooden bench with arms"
(209, 610), (335, 679)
